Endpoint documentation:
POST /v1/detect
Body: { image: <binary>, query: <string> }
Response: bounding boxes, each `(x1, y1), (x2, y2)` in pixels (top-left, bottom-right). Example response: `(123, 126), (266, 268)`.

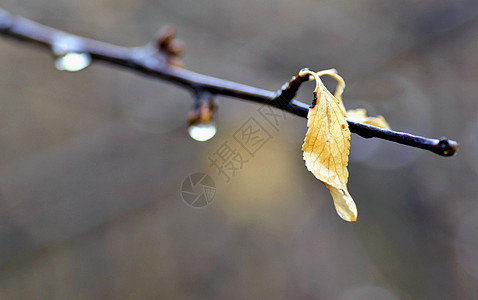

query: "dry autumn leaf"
(300, 68), (392, 221)
(300, 69), (357, 222)
(346, 108), (390, 129)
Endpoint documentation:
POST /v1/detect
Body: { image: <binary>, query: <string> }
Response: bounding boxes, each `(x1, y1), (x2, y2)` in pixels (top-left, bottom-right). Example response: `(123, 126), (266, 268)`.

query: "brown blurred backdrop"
(1, 0), (478, 299)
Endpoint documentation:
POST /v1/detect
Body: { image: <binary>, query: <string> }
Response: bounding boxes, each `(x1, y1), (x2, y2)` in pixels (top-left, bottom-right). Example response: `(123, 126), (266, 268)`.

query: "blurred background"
(0, 0), (477, 299)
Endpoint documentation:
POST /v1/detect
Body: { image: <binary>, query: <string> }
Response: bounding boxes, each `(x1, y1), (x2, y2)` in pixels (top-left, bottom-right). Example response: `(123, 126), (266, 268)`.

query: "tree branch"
(0, 9), (458, 156)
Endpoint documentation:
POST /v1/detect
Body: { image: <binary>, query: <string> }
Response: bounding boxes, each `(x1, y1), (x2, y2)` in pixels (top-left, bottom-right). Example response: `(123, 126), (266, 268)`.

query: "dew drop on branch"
(188, 123), (216, 142)
(52, 34), (91, 72)
(55, 52), (91, 72)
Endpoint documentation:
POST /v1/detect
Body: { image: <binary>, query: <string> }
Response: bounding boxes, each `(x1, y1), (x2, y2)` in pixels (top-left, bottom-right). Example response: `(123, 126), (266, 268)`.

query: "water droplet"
(188, 123), (216, 142)
(51, 34), (91, 72)
(55, 52), (91, 72)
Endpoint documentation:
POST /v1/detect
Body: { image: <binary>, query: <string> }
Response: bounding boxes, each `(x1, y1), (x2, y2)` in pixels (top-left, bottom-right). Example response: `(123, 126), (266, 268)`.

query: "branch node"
(188, 91), (217, 126)
(153, 25), (184, 67)
(273, 69), (311, 111)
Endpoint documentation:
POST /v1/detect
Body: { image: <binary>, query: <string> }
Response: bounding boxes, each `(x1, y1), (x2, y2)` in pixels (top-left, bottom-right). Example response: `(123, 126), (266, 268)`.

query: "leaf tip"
(326, 185), (358, 222)
(337, 206), (358, 222)
(336, 204), (358, 222)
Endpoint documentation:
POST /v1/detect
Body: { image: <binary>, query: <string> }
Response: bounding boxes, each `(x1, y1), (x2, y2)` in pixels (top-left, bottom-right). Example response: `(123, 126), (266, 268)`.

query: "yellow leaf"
(315, 68), (346, 113)
(346, 108), (390, 129)
(300, 69), (357, 222)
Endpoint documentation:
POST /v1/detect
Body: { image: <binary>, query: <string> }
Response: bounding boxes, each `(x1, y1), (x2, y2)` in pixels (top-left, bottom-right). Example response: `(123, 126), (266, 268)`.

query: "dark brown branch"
(0, 9), (458, 156)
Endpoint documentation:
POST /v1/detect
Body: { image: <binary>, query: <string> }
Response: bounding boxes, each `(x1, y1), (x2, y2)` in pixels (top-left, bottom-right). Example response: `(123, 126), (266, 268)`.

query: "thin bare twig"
(0, 9), (458, 156)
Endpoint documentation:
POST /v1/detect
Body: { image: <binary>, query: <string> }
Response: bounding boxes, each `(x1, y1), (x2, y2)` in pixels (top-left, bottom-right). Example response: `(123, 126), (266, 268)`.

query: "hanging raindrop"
(52, 35), (91, 72)
(55, 52), (91, 72)
(188, 122), (217, 142)
(187, 91), (217, 142)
